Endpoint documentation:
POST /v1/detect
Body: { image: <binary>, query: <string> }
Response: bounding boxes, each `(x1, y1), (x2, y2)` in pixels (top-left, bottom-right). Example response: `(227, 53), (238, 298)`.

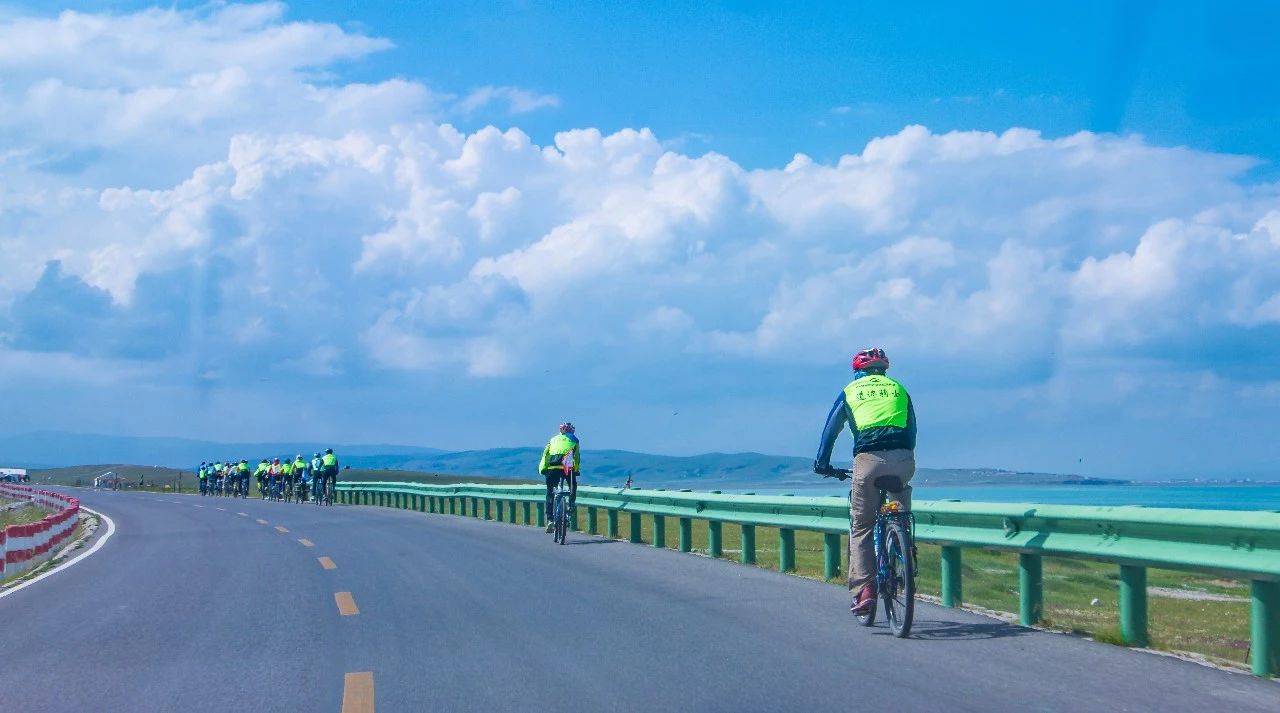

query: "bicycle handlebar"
(817, 467), (852, 481)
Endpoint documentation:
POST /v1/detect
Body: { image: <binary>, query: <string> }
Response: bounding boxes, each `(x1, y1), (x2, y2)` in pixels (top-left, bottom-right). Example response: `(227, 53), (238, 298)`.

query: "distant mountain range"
(0, 431), (442, 470)
(1, 430), (1127, 487)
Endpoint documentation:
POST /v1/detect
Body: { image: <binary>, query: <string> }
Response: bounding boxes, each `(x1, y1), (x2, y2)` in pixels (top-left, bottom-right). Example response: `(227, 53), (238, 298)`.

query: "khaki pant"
(848, 449), (915, 591)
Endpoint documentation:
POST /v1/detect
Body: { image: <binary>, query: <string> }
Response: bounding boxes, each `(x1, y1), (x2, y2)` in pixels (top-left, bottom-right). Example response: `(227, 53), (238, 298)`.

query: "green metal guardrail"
(337, 481), (1280, 677)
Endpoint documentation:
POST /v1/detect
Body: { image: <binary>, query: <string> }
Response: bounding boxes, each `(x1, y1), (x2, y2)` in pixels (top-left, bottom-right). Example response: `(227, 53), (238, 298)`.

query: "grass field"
(0, 497), (52, 528)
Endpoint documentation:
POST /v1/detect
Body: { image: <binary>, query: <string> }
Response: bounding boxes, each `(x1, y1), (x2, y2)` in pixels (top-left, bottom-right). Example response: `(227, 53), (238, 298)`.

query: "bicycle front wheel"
(882, 518), (915, 638)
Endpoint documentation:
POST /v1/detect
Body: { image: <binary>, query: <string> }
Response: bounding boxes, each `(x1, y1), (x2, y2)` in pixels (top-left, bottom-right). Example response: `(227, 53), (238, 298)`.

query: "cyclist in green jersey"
(813, 347), (917, 615)
(538, 423), (580, 533)
(254, 459), (269, 496)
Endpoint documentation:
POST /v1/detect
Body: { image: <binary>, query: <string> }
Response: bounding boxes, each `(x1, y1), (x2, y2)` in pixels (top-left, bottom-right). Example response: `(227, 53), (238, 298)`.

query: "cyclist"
(537, 423), (580, 533)
(813, 347), (917, 615)
(319, 448), (339, 504)
(281, 457), (295, 500)
(292, 454), (308, 482)
(236, 459), (251, 497)
(268, 458), (283, 500)
(212, 460), (224, 496)
(197, 462), (208, 495)
(254, 459), (269, 497)
(310, 452), (324, 504)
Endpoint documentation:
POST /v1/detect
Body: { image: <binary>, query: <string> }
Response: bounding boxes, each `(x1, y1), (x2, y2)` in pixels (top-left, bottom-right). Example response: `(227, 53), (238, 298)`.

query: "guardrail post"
(941, 546), (963, 607)
(536, 502), (545, 527)
(395, 493), (403, 509)
(1251, 580), (1280, 677)
(522, 501), (531, 525)
(708, 521), (723, 558)
(823, 533), (840, 580)
(508, 501), (517, 523)
(652, 515), (665, 548)
(607, 509), (619, 538)
(779, 529), (796, 572)
(678, 518), (692, 552)
(495, 501), (503, 521)
(484, 499), (492, 520)
(417, 495), (425, 512)
(1019, 554), (1043, 625)
(629, 512), (642, 543)
(449, 497), (457, 515)
(588, 507), (598, 535)
(740, 525), (756, 564)
(571, 507), (579, 532)
(1119, 564), (1148, 647)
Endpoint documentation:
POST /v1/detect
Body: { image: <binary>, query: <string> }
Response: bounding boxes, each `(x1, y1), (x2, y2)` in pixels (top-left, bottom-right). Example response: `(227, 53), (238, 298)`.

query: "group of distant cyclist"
(196, 448), (340, 505)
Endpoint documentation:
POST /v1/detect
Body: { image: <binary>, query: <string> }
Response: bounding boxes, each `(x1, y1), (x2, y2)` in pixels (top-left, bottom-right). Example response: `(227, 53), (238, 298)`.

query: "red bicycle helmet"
(559, 422), (576, 434)
(851, 347), (889, 371)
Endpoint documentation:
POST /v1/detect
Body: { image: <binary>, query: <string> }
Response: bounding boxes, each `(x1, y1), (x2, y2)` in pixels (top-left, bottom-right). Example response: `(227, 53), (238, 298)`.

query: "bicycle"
(550, 475), (572, 545)
(823, 467), (917, 638)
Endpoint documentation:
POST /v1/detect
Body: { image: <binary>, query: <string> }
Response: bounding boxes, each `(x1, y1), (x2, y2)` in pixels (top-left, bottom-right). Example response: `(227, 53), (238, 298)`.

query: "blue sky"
(0, 2), (1277, 478)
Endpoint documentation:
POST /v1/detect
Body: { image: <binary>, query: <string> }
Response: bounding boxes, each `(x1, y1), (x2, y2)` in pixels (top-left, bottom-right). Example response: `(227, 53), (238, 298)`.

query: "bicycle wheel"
(554, 495), (567, 544)
(882, 518), (915, 638)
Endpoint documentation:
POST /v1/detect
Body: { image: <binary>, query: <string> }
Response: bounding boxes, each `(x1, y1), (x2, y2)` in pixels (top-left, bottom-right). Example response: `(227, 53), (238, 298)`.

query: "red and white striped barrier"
(1, 483), (81, 581)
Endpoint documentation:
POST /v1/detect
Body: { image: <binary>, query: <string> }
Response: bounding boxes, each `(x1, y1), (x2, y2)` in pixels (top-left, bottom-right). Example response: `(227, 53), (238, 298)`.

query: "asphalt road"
(1, 488), (1276, 712)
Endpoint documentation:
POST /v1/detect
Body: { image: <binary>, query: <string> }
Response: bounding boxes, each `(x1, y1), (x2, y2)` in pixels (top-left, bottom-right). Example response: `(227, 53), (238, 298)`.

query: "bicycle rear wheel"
(882, 518), (915, 638)
(554, 495), (568, 544)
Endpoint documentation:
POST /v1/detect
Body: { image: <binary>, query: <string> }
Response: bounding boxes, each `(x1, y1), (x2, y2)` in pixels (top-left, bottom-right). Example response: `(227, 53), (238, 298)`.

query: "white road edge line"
(0, 505), (117, 601)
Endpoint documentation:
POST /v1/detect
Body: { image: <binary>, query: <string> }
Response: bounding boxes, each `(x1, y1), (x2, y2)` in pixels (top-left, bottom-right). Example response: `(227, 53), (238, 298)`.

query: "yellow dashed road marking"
(319, 557), (337, 570)
(335, 591), (359, 616)
(298, 538), (314, 547)
(341, 672), (374, 713)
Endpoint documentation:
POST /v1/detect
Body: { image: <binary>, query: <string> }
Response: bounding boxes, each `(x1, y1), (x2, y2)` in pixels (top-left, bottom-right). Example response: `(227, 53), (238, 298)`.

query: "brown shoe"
(851, 584), (875, 614)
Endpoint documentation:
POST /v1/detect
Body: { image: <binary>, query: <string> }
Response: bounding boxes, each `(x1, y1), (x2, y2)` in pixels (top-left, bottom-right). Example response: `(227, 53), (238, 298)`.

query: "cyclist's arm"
(572, 444), (580, 473)
(814, 392), (848, 471)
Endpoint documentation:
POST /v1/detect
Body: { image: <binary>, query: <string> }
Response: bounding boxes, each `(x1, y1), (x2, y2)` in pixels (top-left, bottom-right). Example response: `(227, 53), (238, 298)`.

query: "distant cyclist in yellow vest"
(317, 448), (339, 505)
(814, 347), (917, 615)
(538, 423), (580, 533)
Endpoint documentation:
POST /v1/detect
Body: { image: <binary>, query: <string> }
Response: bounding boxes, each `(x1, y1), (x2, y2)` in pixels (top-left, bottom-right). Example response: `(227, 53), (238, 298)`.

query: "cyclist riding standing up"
(538, 423), (580, 533)
(813, 347), (917, 615)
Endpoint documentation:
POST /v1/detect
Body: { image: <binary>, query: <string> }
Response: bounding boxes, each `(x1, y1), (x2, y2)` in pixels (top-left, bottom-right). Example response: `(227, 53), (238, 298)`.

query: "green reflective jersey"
(538, 434), (581, 474)
(843, 374), (910, 431)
